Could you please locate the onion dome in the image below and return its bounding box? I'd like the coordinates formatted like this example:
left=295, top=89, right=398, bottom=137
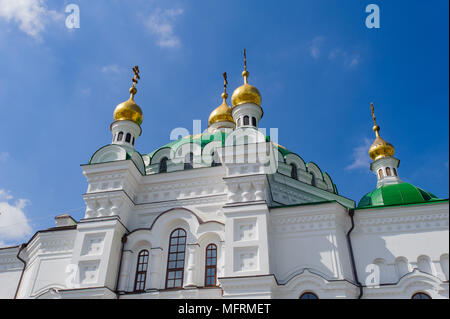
left=231, top=49, right=262, bottom=108
left=209, top=72, right=234, bottom=126
left=368, top=103, right=395, bottom=161
left=113, top=66, right=143, bottom=126
left=208, top=93, right=234, bottom=126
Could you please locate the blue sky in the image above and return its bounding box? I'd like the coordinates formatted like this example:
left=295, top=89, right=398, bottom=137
left=0, top=0, right=448, bottom=246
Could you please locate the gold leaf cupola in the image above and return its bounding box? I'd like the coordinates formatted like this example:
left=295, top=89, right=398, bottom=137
left=231, top=49, right=262, bottom=108
left=230, top=49, right=264, bottom=129
left=208, top=72, right=235, bottom=128
left=368, top=103, right=395, bottom=161
left=110, top=66, right=143, bottom=151
left=367, top=103, right=401, bottom=189
left=113, top=66, right=143, bottom=126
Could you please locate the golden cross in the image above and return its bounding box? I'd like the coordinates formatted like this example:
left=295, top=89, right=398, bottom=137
left=243, top=48, right=247, bottom=71
left=370, top=102, right=377, bottom=126
left=132, top=65, right=140, bottom=87
left=223, top=72, right=228, bottom=92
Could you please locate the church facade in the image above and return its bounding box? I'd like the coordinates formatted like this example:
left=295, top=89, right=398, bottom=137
left=0, top=58, right=448, bottom=299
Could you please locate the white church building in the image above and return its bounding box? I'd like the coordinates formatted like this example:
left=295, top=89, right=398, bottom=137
left=0, top=57, right=448, bottom=299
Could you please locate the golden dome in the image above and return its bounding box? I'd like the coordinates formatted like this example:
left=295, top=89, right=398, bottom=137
left=113, top=87, right=143, bottom=125
left=369, top=126, right=395, bottom=160
left=209, top=93, right=234, bottom=126
left=231, top=49, right=262, bottom=108
left=368, top=103, right=395, bottom=161
left=231, top=71, right=262, bottom=107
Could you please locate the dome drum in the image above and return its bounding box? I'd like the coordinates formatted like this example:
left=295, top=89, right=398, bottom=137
left=232, top=102, right=263, bottom=128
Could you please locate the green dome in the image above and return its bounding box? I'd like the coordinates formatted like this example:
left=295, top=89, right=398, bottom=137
left=358, top=182, right=439, bottom=208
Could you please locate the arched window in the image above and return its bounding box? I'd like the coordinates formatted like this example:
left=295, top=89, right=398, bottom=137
left=252, top=117, right=256, bottom=126
left=159, top=157, right=168, bottom=173
left=412, top=292, right=431, bottom=299
left=378, top=169, right=384, bottom=179
left=134, top=250, right=149, bottom=292
left=184, top=152, right=194, bottom=170
left=205, top=244, right=217, bottom=287
left=299, top=292, right=319, bottom=299
left=237, top=118, right=241, bottom=127
left=132, top=137, right=135, bottom=145
left=386, top=167, right=392, bottom=176
left=211, top=152, right=221, bottom=167
left=393, top=168, right=397, bottom=176
left=125, top=133, right=132, bottom=143
left=290, top=163, right=298, bottom=180
left=243, top=115, right=249, bottom=126
left=117, top=132, right=123, bottom=142
left=166, top=229, right=186, bottom=289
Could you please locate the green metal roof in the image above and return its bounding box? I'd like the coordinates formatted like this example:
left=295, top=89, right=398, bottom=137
left=357, top=182, right=440, bottom=208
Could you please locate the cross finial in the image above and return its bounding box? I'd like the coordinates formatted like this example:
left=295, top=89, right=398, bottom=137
left=222, top=72, right=229, bottom=100
left=370, top=102, right=377, bottom=126
left=242, top=48, right=249, bottom=84
left=243, top=48, right=247, bottom=71
left=370, top=102, right=381, bottom=136
left=129, top=65, right=140, bottom=97
left=132, top=66, right=140, bottom=87
left=223, top=72, right=228, bottom=91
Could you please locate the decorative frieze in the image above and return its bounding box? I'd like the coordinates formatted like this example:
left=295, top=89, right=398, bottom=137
left=40, top=238, right=75, bottom=253
left=356, top=212, right=449, bottom=234
left=136, top=179, right=226, bottom=204
left=271, top=213, right=338, bottom=234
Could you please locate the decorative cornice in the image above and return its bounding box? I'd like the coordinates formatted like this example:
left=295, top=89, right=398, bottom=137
left=355, top=210, right=449, bottom=234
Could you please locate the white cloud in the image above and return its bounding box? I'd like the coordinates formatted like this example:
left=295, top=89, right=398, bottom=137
left=0, top=189, right=32, bottom=246
left=0, top=0, right=62, bottom=39
left=329, top=48, right=360, bottom=68
left=309, top=38, right=361, bottom=68
left=144, top=8, right=184, bottom=48
left=308, top=36, right=325, bottom=59
left=0, top=189, right=13, bottom=200
left=346, top=138, right=372, bottom=170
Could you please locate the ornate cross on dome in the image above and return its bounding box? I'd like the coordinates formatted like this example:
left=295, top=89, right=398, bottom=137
left=222, top=72, right=229, bottom=100
left=371, top=102, right=377, bottom=126
left=132, top=65, right=140, bottom=87
left=223, top=72, right=228, bottom=92
left=370, top=102, right=381, bottom=137
left=242, top=48, right=249, bottom=84
left=129, top=65, right=140, bottom=97
left=243, top=49, right=247, bottom=72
